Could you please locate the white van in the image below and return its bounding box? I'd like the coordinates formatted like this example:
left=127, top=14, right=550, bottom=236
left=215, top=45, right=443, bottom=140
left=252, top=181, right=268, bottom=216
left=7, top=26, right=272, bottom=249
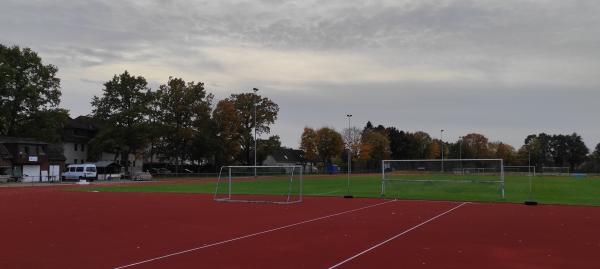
left=62, top=164, right=97, bottom=181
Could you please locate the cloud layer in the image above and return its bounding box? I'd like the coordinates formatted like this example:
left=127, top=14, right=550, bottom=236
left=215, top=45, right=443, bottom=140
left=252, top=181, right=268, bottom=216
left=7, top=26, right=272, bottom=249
left=1, top=0, right=599, bottom=148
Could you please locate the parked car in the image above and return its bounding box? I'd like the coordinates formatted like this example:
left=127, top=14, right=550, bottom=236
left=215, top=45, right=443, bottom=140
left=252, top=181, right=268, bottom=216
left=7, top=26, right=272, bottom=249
left=62, top=164, right=97, bottom=181
left=150, top=168, right=172, bottom=175
left=132, top=171, right=153, bottom=181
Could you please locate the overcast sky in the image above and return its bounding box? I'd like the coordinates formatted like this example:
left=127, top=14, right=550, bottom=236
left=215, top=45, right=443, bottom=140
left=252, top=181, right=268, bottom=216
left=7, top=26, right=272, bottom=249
left=2, top=0, right=599, bottom=149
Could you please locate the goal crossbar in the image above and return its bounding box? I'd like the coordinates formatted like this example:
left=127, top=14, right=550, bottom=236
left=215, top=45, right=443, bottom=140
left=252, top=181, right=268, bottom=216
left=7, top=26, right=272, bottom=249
left=214, top=165, right=303, bottom=204
left=504, top=165, right=536, bottom=176
left=381, top=159, right=505, bottom=199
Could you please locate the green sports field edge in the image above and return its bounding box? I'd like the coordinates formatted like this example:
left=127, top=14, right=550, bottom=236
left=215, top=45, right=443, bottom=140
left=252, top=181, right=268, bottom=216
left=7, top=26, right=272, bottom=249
left=81, top=174, right=600, bottom=206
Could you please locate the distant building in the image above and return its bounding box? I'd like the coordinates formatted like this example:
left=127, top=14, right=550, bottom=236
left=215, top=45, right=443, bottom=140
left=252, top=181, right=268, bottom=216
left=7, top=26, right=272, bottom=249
left=62, top=116, right=97, bottom=165
left=0, top=137, right=66, bottom=182
left=263, top=148, right=316, bottom=173
left=61, top=116, right=143, bottom=175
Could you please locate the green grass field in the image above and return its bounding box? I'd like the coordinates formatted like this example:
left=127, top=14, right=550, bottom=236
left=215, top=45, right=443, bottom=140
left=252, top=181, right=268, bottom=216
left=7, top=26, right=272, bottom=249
left=83, top=173, right=600, bottom=206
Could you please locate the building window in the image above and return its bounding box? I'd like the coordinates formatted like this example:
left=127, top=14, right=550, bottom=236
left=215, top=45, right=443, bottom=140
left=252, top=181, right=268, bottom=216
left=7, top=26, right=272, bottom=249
left=74, top=144, right=78, bottom=151
left=74, top=159, right=77, bottom=164
left=81, top=144, right=85, bottom=151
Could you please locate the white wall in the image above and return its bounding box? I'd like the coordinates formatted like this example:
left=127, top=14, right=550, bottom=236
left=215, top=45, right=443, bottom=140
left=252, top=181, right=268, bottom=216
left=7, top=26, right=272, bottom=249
left=63, top=142, right=88, bottom=164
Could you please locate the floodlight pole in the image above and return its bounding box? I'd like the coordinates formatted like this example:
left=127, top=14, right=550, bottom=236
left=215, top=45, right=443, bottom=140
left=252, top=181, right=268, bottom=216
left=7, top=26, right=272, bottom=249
left=344, top=114, right=354, bottom=199
left=459, top=136, right=463, bottom=173
left=253, top=88, right=259, bottom=177
left=440, top=129, right=444, bottom=172
left=459, top=136, right=463, bottom=160
left=525, top=144, right=538, bottom=205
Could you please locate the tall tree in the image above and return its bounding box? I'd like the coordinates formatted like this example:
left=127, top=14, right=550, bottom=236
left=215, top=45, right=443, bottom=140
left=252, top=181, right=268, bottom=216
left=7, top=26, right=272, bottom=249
left=256, top=135, right=282, bottom=163
left=425, top=139, right=442, bottom=159
left=462, top=133, right=491, bottom=158
left=300, top=127, right=318, bottom=163
left=593, top=143, right=600, bottom=159
left=413, top=131, right=433, bottom=159
left=212, top=99, right=242, bottom=165
left=155, top=77, right=213, bottom=168
left=490, top=142, right=516, bottom=164
left=564, top=133, right=589, bottom=170
left=343, top=126, right=362, bottom=161
left=19, top=108, right=70, bottom=143
left=0, top=44, right=63, bottom=138
left=315, top=127, right=344, bottom=164
left=91, top=71, right=153, bottom=175
left=359, top=129, right=391, bottom=168
left=217, top=92, right=279, bottom=165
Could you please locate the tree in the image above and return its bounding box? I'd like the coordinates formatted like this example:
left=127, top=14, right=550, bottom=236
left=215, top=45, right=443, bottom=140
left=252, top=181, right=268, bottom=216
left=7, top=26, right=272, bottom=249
left=425, top=139, right=441, bottom=159
left=212, top=99, right=242, bottom=165
left=300, top=127, right=318, bottom=163
left=155, top=77, right=213, bottom=169
left=593, top=143, right=600, bottom=159
left=0, top=44, right=63, bottom=138
left=462, top=133, right=491, bottom=158
left=386, top=127, right=406, bottom=159
left=523, top=133, right=552, bottom=168
left=413, top=131, right=433, bottom=159
left=521, top=133, right=588, bottom=170
left=489, top=142, right=516, bottom=164
left=256, top=135, right=282, bottom=163
left=359, top=129, right=391, bottom=168
left=19, top=108, right=70, bottom=143
left=217, top=92, right=279, bottom=165
left=343, top=126, right=362, bottom=161
left=91, top=71, right=153, bottom=175
left=315, top=127, right=344, bottom=164
left=563, top=133, right=588, bottom=170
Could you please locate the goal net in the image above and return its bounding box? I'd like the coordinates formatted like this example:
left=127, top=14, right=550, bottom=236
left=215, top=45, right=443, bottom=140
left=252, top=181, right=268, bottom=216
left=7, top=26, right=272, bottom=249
left=214, top=166, right=303, bottom=204
left=381, top=159, right=505, bottom=199
left=504, top=166, right=536, bottom=176
left=541, top=166, right=570, bottom=176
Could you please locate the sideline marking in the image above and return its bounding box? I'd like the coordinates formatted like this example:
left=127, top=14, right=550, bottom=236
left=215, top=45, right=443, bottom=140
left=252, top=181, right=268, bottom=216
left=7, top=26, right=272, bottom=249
left=114, top=199, right=397, bottom=269
left=328, top=202, right=469, bottom=269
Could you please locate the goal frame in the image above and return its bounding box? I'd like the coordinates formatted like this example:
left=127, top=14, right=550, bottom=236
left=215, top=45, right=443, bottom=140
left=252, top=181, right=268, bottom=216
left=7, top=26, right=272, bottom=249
left=541, top=166, right=570, bottom=176
left=213, top=165, right=303, bottom=204
left=504, top=165, right=536, bottom=176
left=381, top=159, right=505, bottom=199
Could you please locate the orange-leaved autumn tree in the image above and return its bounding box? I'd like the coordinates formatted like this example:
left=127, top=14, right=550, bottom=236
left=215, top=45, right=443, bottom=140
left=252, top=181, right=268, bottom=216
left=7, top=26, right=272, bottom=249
left=212, top=99, right=242, bottom=164
left=300, top=127, right=318, bottom=163
left=213, top=92, right=279, bottom=164
left=359, top=129, right=391, bottom=168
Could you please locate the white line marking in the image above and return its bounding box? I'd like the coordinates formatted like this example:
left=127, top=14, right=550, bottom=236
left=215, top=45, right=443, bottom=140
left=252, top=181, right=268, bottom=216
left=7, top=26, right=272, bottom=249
left=328, top=202, right=469, bottom=269
left=114, top=199, right=397, bottom=269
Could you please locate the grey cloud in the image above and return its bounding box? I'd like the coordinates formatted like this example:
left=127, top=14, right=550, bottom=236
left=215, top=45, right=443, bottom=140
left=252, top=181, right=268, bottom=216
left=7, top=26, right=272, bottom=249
left=1, top=0, right=599, bottom=149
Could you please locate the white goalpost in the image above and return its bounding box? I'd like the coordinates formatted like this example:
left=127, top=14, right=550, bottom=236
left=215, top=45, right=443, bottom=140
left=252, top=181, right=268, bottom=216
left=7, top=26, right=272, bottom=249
left=541, top=166, right=570, bottom=176
left=381, top=159, right=505, bottom=199
left=214, top=165, right=303, bottom=204
left=504, top=166, right=536, bottom=176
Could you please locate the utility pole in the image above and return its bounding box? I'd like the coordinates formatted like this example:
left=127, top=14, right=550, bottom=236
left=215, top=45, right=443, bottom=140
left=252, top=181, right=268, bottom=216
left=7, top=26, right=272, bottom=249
left=253, top=88, right=259, bottom=177
left=441, top=129, right=445, bottom=172
left=344, top=114, right=354, bottom=199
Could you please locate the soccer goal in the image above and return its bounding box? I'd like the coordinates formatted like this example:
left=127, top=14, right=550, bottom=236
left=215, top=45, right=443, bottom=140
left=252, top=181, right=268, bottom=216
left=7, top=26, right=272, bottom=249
left=541, top=166, right=570, bottom=176
left=381, top=159, right=505, bottom=199
left=214, top=166, right=303, bottom=204
left=504, top=166, right=536, bottom=176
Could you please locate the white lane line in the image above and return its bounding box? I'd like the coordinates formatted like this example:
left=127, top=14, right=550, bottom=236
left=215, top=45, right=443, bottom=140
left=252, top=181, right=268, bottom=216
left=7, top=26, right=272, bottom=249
left=114, top=199, right=397, bottom=269
left=328, top=202, right=469, bottom=269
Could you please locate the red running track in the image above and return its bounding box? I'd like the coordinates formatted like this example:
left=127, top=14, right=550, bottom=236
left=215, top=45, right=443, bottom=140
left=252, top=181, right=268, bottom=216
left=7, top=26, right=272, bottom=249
left=1, top=186, right=599, bottom=269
